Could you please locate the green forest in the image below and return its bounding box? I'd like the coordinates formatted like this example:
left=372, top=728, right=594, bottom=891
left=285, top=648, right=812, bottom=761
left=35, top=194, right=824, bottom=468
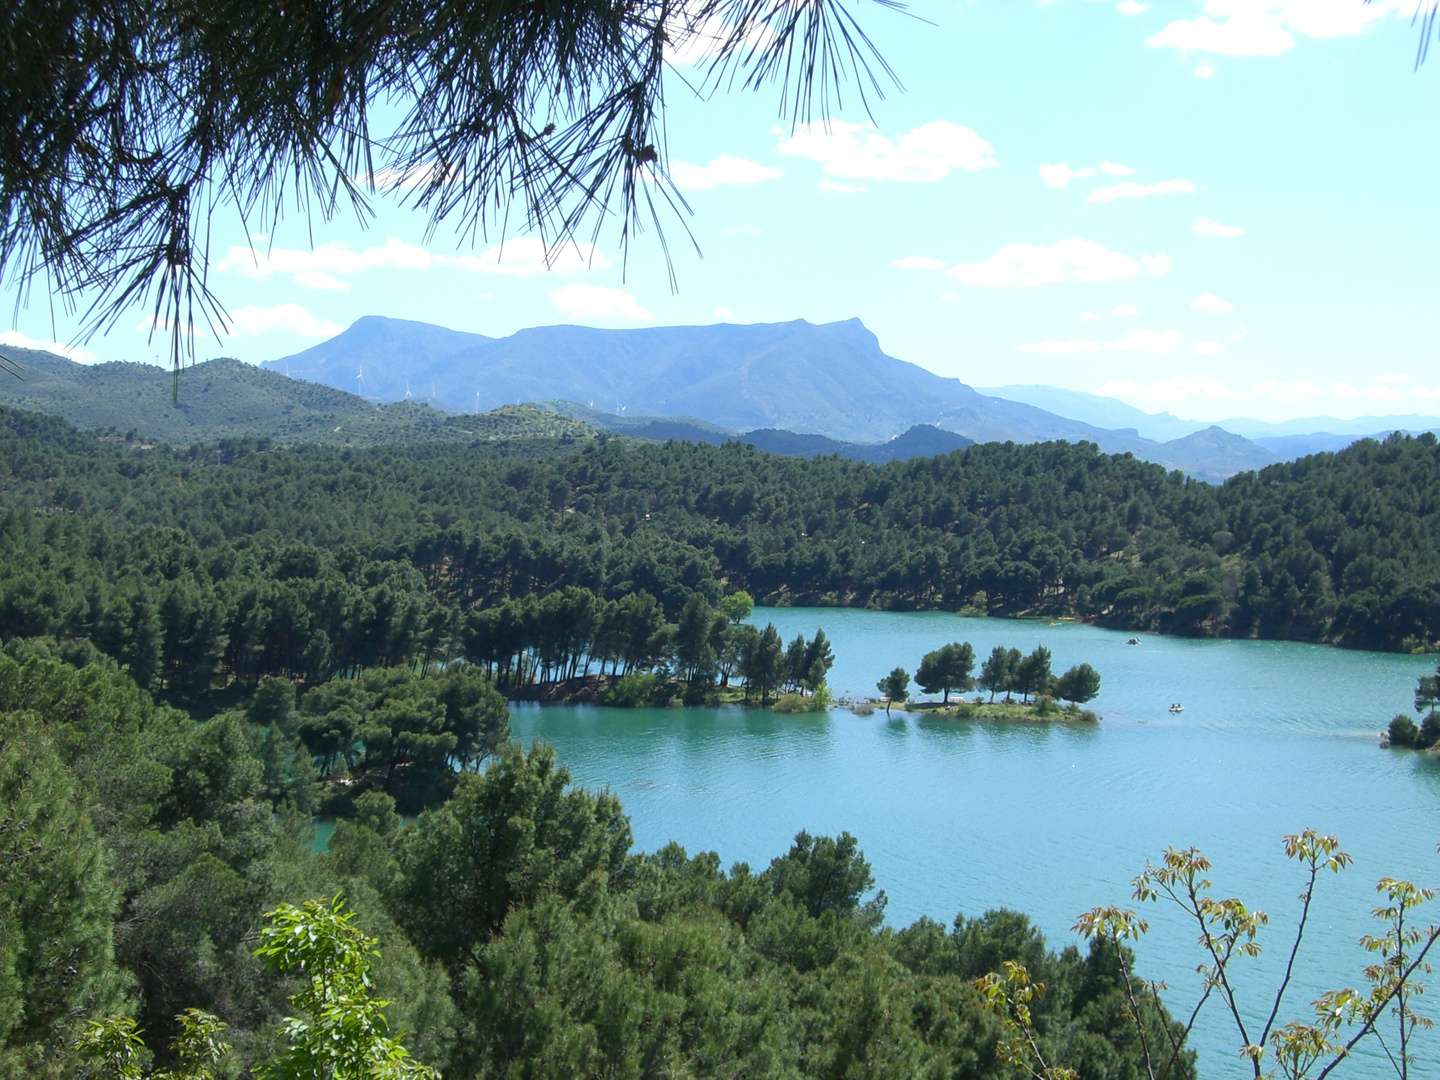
left=1, top=640, right=1192, bottom=1079
left=5, top=405, right=1440, bottom=1076
left=2, top=406, right=1438, bottom=722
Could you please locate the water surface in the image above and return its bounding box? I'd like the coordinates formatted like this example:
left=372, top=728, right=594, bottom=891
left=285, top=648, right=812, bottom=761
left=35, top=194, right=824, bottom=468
left=511, top=609, right=1440, bottom=1077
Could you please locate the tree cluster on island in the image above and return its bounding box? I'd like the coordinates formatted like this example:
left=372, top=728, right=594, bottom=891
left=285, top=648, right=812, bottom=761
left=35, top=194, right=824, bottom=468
left=876, top=642, right=1101, bottom=718
left=1386, top=660, right=1440, bottom=750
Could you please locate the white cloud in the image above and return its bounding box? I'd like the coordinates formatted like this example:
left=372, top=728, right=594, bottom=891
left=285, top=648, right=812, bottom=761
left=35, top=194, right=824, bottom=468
left=1252, top=378, right=1325, bottom=403
left=940, top=291, right=958, bottom=302
left=293, top=271, right=350, bottom=292
left=217, top=237, right=432, bottom=281
left=1117, top=1, right=1150, bottom=14
left=947, top=238, right=1145, bottom=287
left=1194, top=58, right=1217, bottom=77
left=777, top=120, right=997, bottom=182
left=1141, top=252, right=1173, bottom=276
left=1017, top=339, right=1103, bottom=354
left=1193, top=340, right=1225, bottom=354
left=365, top=163, right=455, bottom=190
left=1040, top=160, right=1133, bottom=188
left=1040, top=162, right=1096, bottom=188
left=1191, top=292, right=1234, bottom=313
left=1081, top=311, right=1101, bottom=322
left=1086, top=178, right=1196, bottom=203
left=223, top=303, right=343, bottom=339
left=890, top=255, right=947, bottom=270
left=1106, top=328, right=1184, bottom=355
left=1019, top=327, right=1185, bottom=357
left=551, top=284, right=654, bottom=322
left=1098, top=375, right=1239, bottom=404
left=1112, top=302, right=1140, bottom=316
left=714, top=307, right=735, bottom=321
left=1101, top=372, right=1440, bottom=409
left=1147, top=0, right=1403, bottom=58
left=217, top=235, right=607, bottom=286
left=1325, top=377, right=1440, bottom=402
left=1193, top=216, right=1244, bottom=237
left=440, top=238, right=609, bottom=277
left=670, top=155, right=782, bottom=191
left=818, top=178, right=867, bottom=195
left=0, top=329, right=98, bottom=363
left=664, top=10, right=774, bottom=67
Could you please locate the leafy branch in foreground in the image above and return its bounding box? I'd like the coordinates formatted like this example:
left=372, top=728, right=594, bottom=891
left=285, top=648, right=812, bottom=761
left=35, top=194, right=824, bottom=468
left=972, top=960, right=1077, bottom=1080
left=979, top=830, right=1438, bottom=1080
left=79, top=1009, right=230, bottom=1080
left=80, top=897, right=437, bottom=1080
left=253, top=897, right=438, bottom=1080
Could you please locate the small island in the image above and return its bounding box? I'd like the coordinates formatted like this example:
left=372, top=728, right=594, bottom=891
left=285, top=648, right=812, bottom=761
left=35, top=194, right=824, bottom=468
left=1381, top=661, right=1440, bottom=752
left=870, top=642, right=1100, bottom=722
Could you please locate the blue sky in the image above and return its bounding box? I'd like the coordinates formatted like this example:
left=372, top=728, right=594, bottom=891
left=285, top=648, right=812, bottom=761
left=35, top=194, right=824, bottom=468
left=5, top=0, right=1438, bottom=423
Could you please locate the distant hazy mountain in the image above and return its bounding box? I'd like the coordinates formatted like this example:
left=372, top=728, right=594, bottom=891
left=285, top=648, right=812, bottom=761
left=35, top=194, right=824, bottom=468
left=270, top=316, right=1160, bottom=449
left=981, top=383, right=1440, bottom=454
left=977, top=384, right=1204, bottom=442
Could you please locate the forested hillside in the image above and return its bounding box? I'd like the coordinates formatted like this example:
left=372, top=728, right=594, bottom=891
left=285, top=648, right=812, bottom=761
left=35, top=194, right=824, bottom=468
left=0, top=641, right=1189, bottom=1078
left=0, top=344, right=600, bottom=446
left=2, top=407, right=1437, bottom=711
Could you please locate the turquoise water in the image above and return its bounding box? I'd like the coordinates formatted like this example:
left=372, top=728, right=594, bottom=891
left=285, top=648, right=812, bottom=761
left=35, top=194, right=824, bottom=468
left=509, top=609, right=1440, bottom=1078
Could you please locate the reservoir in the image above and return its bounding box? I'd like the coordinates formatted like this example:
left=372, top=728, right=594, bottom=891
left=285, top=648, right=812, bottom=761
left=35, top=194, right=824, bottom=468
left=510, top=608, right=1440, bottom=1077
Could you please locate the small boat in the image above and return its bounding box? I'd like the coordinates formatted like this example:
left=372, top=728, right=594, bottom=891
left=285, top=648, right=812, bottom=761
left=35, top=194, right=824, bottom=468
left=1126, top=637, right=1141, bottom=645
left=1168, top=703, right=1184, bottom=714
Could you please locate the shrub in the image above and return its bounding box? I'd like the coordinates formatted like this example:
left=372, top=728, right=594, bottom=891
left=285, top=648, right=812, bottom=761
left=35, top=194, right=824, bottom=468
left=1033, top=695, right=1061, bottom=718
left=849, top=702, right=876, bottom=716
left=1079, top=709, right=1099, bottom=723
left=1388, top=714, right=1419, bottom=748
left=1419, top=712, right=1440, bottom=750
left=951, top=703, right=976, bottom=719
left=771, top=693, right=812, bottom=714
left=602, top=672, right=659, bottom=708
left=812, top=683, right=833, bottom=710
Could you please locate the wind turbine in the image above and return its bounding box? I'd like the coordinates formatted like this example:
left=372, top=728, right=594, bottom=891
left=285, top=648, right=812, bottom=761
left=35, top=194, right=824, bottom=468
left=355, top=364, right=363, bottom=395
left=475, top=391, right=480, bottom=414
left=404, top=379, right=413, bottom=400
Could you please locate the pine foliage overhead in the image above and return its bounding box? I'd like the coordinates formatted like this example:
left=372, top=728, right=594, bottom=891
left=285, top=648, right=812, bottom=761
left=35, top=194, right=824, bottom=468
left=0, top=0, right=899, bottom=385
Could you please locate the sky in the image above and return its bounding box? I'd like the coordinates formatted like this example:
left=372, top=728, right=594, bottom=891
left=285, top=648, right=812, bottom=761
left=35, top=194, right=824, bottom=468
left=4, top=0, right=1439, bottom=424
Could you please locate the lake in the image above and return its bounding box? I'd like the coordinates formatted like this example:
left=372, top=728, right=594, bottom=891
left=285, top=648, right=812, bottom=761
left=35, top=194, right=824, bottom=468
left=509, top=608, right=1440, bottom=1077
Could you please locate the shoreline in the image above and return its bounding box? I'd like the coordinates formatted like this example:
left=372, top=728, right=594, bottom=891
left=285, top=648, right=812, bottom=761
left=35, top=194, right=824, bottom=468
left=503, top=677, right=1097, bottom=722
left=879, top=699, right=1098, bottom=723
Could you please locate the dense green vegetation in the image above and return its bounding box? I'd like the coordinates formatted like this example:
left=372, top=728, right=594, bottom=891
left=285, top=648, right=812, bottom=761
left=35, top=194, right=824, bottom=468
left=3, top=409, right=1437, bottom=715
left=0, top=346, right=604, bottom=448
left=1, top=642, right=1190, bottom=1079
